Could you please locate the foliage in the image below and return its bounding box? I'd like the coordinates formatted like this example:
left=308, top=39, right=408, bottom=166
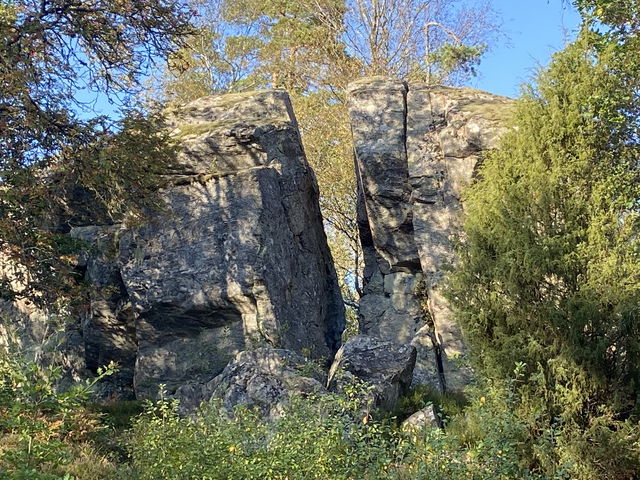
left=292, top=93, right=363, bottom=306
left=0, top=0, right=191, bottom=305
left=339, top=0, right=497, bottom=84
left=396, top=368, right=550, bottom=480
left=129, top=391, right=399, bottom=480
left=395, top=384, right=467, bottom=423
left=573, top=0, right=640, bottom=33
left=91, top=400, right=145, bottom=432
left=0, top=112, right=179, bottom=307
left=0, top=346, right=577, bottom=480
left=215, top=0, right=499, bottom=88
left=0, top=341, right=124, bottom=479
left=446, top=23, right=640, bottom=479
left=149, top=0, right=261, bottom=104
left=128, top=382, right=548, bottom=480
left=0, top=0, right=190, bottom=167
left=220, top=0, right=354, bottom=92
left=424, top=43, right=486, bottom=83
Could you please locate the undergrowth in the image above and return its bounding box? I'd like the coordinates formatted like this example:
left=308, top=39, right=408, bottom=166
left=2, top=349, right=639, bottom=479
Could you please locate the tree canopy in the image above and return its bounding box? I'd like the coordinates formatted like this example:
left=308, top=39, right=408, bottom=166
left=0, top=0, right=192, bottom=303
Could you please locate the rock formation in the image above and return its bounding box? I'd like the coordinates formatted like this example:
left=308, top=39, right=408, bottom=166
left=3, top=81, right=517, bottom=409
left=74, top=90, right=345, bottom=399
left=175, top=348, right=326, bottom=417
left=348, top=77, right=514, bottom=391
left=327, top=335, right=416, bottom=410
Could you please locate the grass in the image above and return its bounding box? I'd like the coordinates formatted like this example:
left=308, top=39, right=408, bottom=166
left=393, top=384, right=469, bottom=425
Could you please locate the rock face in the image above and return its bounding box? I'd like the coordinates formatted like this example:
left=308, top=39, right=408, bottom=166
left=348, top=77, right=514, bottom=392
left=76, top=90, right=344, bottom=398
left=327, top=335, right=416, bottom=410
left=3, top=81, right=517, bottom=407
left=71, top=225, right=137, bottom=399
left=0, top=256, right=89, bottom=390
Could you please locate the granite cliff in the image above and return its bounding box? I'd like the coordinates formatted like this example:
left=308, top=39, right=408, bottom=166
left=70, top=90, right=345, bottom=399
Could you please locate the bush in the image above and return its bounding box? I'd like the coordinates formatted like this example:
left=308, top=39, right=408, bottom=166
left=0, top=343, right=564, bottom=479
left=129, top=388, right=400, bottom=480
left=0, top=344, right=124, bottom=479
left=128, top=379, right=550, bottom=480
left=446, top=27, right=640, bottom=480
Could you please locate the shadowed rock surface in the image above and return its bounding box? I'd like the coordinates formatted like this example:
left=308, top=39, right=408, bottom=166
left=348, top=77, right=514, bottom=392
left=75, top=90, right=344, bottom=399
left=175, top=348, right=326, bottom=417
left=327, top=335, right=416, bottom=410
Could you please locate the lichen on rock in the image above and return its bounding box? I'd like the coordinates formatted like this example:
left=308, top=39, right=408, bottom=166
left=76, top=89, right=345, bottom=399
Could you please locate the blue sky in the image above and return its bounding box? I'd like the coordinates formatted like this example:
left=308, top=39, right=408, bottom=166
left=471, top=0, right=582, bottom=97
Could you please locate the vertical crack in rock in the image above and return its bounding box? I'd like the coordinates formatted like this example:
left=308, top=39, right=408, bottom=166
left=404, top=82, right=447, bottom=392
left=350, top=77, right=515, bottom=392
left=401, top=80, right=410, bottom=171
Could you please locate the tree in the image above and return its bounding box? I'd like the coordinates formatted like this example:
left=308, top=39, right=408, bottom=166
left=217, top=0, right=498, bottom=88
left=0, top=0, right=192, bottom=304
left=573, top=0, right=639, bottom=32
left=338, top=0, right=497, bottom=83
left=292, top=93, right=362, bottom=305
left=149, top=0, right=262, bottom=105
left=220, top=0, right=357, bottom=92
left=446, top=24, right=640, bottom=478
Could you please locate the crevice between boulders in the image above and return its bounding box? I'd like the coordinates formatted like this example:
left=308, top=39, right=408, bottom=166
left=401, top=83, right=448, bottom=394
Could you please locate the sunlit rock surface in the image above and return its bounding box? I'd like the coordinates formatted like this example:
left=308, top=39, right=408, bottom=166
left=76, top=90, right=344, bottom=398
left=348, top=77, right=514, bottom=392
left=175, top=348, right=326, bottom=417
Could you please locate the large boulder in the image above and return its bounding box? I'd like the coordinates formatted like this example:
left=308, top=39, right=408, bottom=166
left=76, top=90, right=344, bottom=398
left=327, top=335, right=416, bottom=410
left=348, top=77, right=514, bottom=392
left=175, top=348, right=326, bottom=417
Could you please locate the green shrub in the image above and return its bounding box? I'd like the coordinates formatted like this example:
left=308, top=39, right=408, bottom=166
left=129, top=389, right=401, bottom=480
left=395, top=384, right=468, bottom=424
left=128, top=379, right=550, bottom=480
left=0, top=345, right=124, bottom=479
left=445, top=25, right=640, bottom=480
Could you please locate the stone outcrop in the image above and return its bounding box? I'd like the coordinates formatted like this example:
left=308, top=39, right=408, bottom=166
left=327, top=335, right=416, bottom=410
left=75, top=90, right=344, bottom=398
left=348, top=77, right=514, bottom=392
left=176, top=348, right=326, bottom=417
left=3, top=80, right=518, bottom=408
left=70, top=225, right=137, bottom=399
